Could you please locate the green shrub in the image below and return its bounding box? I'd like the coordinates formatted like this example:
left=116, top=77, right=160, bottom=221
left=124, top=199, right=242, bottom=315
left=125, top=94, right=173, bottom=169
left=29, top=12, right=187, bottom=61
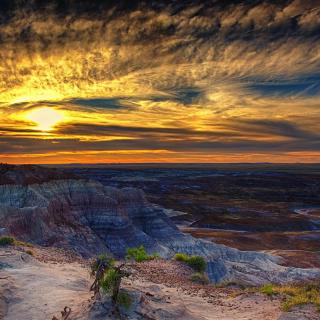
left=187, top=256, right=206, bottom=272
left=90, top=254, right=131, bottom=313
left=260, top=284, right=275, bottom=296
left=0, top=236, right=15, bottom=246
left=100, top=268, right=120, bottom=294
left=190, top=272, right=209, bottom=285
left=126, top=245, right=158, bottom=262
left=174, top=253, right=206, bottom=272
left=90, top=254, right=114, bottom=276
left=173, top=253, right=189, bottom=262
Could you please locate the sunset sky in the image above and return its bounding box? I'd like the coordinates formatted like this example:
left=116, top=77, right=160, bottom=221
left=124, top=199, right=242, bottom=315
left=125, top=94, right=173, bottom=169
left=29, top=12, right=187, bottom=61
left=0, top=0, right=319, bottom=164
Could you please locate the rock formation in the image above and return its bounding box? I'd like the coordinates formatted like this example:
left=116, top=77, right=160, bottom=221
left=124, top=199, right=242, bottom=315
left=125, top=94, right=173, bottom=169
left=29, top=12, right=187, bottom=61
left=0, top=165, right=319, bottom=285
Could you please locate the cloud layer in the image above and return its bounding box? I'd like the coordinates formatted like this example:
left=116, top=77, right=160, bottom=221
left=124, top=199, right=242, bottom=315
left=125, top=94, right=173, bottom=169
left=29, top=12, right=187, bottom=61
left=0, top=0, right=319, bottom=163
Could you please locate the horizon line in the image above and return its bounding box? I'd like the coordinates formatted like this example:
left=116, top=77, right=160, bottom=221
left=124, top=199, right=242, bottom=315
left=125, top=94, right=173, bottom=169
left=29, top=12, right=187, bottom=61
left=3, top=162, right=320, bottom=166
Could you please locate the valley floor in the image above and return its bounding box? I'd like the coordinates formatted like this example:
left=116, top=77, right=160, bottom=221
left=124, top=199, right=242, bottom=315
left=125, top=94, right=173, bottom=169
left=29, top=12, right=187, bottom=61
left=1, top=246, right=319, bottom=320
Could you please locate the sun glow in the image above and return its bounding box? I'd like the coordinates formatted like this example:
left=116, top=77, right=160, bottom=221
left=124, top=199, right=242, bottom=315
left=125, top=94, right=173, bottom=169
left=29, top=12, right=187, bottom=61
left=26, top=107, right=64, bottom=131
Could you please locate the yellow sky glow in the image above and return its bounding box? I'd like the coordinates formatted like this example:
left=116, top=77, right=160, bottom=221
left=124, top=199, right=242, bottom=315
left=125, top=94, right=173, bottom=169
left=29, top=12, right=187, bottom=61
left=25, top=107, right=64, bottom=131
left=0, top=1, right=319, bottom=164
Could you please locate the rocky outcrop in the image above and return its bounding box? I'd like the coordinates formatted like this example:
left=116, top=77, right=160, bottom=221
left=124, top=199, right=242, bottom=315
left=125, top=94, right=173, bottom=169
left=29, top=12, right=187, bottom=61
left=0, top=174, right=320, bottom=285
left=0, top=179, right=173, bottom=257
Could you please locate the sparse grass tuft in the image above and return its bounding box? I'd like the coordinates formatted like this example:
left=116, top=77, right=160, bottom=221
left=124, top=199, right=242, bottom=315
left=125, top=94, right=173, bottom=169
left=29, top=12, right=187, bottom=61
left=0, top=236, right=15, bottom=246
left=126, top=245, right=158, bottom=262
left=0, top=236, right=33, bottom=247
left=190, top=272, right=209, bottom=285
left=174, top=253, right=206, bottom=272
left=259, top=282, right=320, bottom=312
left=14, top=240, right=33, bottom=247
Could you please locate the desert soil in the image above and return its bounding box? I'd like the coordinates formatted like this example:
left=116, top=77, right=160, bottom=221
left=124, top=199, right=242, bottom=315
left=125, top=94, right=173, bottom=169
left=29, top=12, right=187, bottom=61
left=0, top=246, right=318, bottom=320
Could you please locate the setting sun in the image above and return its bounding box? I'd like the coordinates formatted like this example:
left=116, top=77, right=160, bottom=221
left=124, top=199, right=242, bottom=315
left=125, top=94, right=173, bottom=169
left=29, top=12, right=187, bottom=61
left=26, top=107, right=64, bottom=131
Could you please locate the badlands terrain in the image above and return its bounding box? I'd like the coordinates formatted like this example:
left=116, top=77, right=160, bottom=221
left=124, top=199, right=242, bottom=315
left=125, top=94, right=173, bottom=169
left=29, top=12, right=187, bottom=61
left=67, top=163, right=320, bottom=268
left=0, top=163, right=320, bottom=319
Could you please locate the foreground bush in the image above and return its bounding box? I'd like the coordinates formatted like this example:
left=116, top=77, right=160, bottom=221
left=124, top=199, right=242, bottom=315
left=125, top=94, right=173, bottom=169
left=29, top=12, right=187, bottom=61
left=90, top=254, right=131, bottom=314
left=260, top=283, right=320, bottom=312
left=174, top=253, right=207, bottom=272
left=126, top=245, right=158, bottom=262
left=90, top=254, right=115, bottom=276
left=0, top=236, right=15, bottom=246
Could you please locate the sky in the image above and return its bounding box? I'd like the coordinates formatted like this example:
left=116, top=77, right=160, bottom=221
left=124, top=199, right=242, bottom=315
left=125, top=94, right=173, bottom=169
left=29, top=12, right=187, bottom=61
left=0, top=0, right=319, bottom=164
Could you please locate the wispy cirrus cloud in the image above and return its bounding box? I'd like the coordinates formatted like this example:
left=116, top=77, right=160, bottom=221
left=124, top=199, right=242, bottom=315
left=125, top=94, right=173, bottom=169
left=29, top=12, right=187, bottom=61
left=0, top=0, right=319, bottom=163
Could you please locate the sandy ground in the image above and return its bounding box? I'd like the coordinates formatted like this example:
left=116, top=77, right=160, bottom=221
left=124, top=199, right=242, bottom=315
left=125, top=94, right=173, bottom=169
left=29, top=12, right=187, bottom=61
left=128, top=259, right=282, bottom=320
left=0, top=246, right=318, bottom=320
left=125, top=278, right=282, bottom=320
left=0, top=247, right=91, bottom=320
